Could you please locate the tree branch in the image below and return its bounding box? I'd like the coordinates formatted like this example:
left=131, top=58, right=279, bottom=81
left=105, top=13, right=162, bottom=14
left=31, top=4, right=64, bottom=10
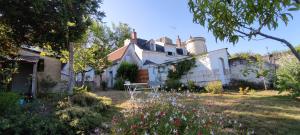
left=257, top=31, right=300, bottom=61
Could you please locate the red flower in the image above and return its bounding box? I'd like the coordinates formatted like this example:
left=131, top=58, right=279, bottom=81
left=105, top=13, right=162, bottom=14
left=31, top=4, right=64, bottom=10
left=174, top=118, right=181, bottom=127
left=131, top=124, right=138, bottom=129
left=197, top=131, right=202, bottom=135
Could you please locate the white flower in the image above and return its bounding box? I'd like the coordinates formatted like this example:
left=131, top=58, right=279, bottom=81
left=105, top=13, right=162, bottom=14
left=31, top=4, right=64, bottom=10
left=210, top=129, right=214, bottom=135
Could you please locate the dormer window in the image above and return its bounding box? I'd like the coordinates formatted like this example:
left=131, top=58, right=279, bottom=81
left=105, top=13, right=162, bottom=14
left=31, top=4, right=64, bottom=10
left=167, top=51, right=174, bottom=56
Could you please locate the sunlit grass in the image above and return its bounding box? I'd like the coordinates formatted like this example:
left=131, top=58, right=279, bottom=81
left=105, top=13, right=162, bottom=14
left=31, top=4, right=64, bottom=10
left=96, top=90, right=300, bottom=135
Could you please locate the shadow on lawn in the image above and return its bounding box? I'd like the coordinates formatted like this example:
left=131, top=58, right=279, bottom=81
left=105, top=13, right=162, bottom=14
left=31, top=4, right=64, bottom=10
left=202, top=94, right=300, bottom=135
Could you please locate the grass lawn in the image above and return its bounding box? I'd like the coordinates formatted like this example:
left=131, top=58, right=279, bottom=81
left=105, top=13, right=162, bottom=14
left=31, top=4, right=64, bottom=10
left=96, top=90, right=300, bottom=135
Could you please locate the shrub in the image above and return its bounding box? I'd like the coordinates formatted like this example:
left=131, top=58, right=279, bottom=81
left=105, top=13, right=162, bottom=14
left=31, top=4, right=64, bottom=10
left=187, top=80, right=197, bottom=91
left=116, top=62, right=138, bottom=82
left=276, top=58, right=300, bottom=97
left=0, top=92, right=20, bottom=115
left=239, top=87, right=249, bottom=95
left=165, top=79, right=181, bottom=91
left=205, top=81, right=223, bottom=94
left=56, top=106, right=103, bottom=134
left=71, top=92, right=108, bottom=109
left=0, top=113, right=71, bottom=135
left=114, top=78, right=125, bottom=90
left=73, top=85, right=89, bottom=93
left=56, top=92, right=111, bottom=134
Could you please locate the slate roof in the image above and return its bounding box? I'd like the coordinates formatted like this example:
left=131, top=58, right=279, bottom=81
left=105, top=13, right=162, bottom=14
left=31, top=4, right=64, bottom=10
left=136, top=38, right=165, bottom=53
left=143, top=60, right=157, bottom=65
left=1, top=55, right=40, bottom=63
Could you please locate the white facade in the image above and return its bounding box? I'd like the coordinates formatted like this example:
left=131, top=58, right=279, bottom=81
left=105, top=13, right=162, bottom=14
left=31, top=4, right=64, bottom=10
left=103, top=35, right=231, bottom=88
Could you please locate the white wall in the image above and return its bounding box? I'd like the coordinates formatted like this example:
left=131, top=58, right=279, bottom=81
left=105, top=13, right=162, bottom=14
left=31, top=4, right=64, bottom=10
left=154, top=48, right=230, bottom=87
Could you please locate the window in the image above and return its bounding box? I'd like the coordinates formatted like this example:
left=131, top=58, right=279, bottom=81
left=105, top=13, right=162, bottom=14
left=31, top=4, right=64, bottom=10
left=167, top=52, right=173, bottom=56
left=37, top=59, right=44, bottom=72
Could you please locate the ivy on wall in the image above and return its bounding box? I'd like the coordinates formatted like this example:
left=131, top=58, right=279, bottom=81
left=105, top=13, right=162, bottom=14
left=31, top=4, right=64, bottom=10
left=167, top=57, right=196, bottom=80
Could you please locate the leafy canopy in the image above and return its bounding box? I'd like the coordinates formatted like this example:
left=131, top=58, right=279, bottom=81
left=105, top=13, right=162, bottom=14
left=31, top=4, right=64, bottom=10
left=0, top=0, right=105, bottom=54
left=188, top=0, right=299, bottom=43
left=188, top=0, right=300, bottom=61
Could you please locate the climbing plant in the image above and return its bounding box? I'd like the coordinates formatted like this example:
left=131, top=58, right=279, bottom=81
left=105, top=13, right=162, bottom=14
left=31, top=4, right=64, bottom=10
left=167, top=58, right=196, bottom=80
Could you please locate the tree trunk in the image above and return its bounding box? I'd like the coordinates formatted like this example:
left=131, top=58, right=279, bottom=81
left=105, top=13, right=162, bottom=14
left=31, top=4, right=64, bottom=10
left=99, top=74, right=103, bottom=90
left=258, top=32, right=300, bottom=62
left=81, top=72, right=85, bottom=86
left=262, top=77, right=267, bottom=90
left=67, top=42, right=75, bottom=94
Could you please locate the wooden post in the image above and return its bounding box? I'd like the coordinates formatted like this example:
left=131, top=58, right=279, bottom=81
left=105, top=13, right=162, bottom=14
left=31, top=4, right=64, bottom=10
left=32, top=62, right=38, bottom=98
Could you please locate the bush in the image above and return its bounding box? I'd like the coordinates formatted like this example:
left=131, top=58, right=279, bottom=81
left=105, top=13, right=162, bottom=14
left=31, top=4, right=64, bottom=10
left=56, top=106, right=103, bottom=134
left=0, top=113, right=71, bottom=135
left=276, top=58, right=300, bottom=97
left=71, top=92, right=108, bottom=109
left=116, top=62, right=138, bottom=82
left=165, top=79, right=181, bottom=91
left=0, top=92, right=20, bottom=115
left=73, top=85, right=89, bottom=93
left=239, top=87, right=249, bottom=95
left=205, top=81, right=223, bottom=94
left=187, top=80, right=197, bottom=91
left=56, top=92, right=111, bottom=134
left=114, top=78, right=125, bottom=90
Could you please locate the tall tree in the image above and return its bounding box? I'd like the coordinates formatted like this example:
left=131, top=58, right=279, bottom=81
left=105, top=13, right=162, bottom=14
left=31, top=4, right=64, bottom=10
left=0, top=0, right=105, bottom=94
left=108, top=22, right=132, bottom=49
left=188, top=0, right=300, bottom=62
left=88, top=21, right=111, bottom=90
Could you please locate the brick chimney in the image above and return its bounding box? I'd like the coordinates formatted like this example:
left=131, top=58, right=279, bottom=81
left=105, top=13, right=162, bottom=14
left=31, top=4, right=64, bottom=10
left=131, top=29, right=137, bottom=44
left=176, top=35, right=182, bottom=48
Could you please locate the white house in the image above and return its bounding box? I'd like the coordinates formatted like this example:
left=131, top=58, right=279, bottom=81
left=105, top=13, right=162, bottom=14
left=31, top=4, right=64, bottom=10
left=103, top=30, right=230, bottom=88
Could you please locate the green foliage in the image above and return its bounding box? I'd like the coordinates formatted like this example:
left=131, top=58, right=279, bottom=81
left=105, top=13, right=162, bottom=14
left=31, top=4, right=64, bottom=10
left=165, top=79, right=182, bottom=91
left=114, top=78, right=125, bottom=90
left=188, top=0, right=299, bottom=44
left=167, top=58, right=196, bottom=80
left=188, top=0, right=300, bottom=61
left=0, top=23, right=18, bottom=57
left=205, top=81, right=223, bottom=94
left=0, top=0, right=105, bottom=53
left=56, top=106, right=103, bottom=134
left=71, top=92, right=108, bottom=108
left=0, top=113, right=71, bottom=135
left=40, top=75, right=57, bottom=92
left=73, top=85, right=90, bottom=94
left=109, top=22, right=132, bottom=49
left=0, top=62, right=18, bottom=91
left=239, top=87, right=250, bottom=95
left=116, top=62, right=138, bottom=82
left=187, top=80, right=197, bottom=91
left=276, top=58, right=300, bottom=97
left=0, top=92, right=20, bottom=115
left=56, top=92, right=109, bottom=134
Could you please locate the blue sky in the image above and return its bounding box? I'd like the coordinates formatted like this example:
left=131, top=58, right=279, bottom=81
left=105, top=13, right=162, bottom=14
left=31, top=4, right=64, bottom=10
left=102, top=0, right=300, bottom=55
